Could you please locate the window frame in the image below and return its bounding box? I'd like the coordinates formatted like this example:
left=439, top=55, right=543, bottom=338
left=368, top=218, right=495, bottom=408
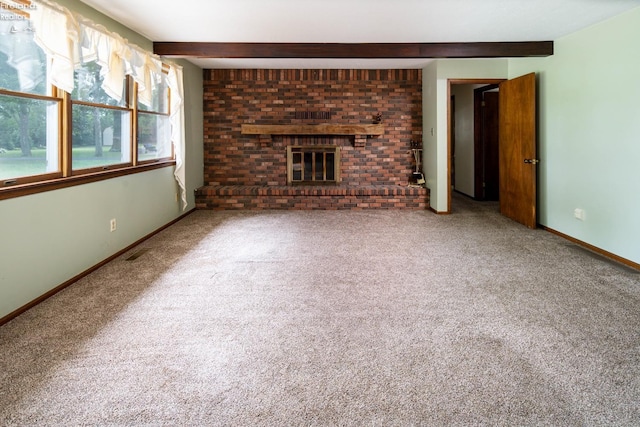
left=134, top=78, right=173, bottom=165
left=69, top=99, right=134, bottom=175
left=1, top=74, right=176, bottom=201
left=0, top=87, right=64, bottom=185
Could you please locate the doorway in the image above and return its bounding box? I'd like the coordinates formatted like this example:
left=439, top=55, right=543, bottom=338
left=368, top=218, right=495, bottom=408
left=448, top=79, right=504, bottom=210
left=447, top=74, right=538, bottom=228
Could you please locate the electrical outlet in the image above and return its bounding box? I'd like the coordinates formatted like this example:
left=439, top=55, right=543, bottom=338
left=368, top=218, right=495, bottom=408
left=110, top=218, right=117, bottom=232
left=574, top=209, right=584, bottom=221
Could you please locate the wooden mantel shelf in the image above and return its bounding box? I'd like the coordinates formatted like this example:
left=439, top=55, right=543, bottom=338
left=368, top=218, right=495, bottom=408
left=241, top=123, right=384, bottom=136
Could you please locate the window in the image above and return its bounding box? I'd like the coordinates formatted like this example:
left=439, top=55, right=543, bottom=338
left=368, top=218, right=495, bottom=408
left=0, top=93, right=60, bottom=182
left=0, top=0, right=185, bottom=202
left=0, top=11, right=61, bottom=184
left=71, top=61, right=132, bottom=172
left=137, top=70, right=171, bottom=163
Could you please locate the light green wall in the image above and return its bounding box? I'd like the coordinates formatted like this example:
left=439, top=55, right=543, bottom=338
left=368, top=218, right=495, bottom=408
left=0, top=0, right=204, bottom=319
left=422, top=59, right=508, bottom=212
left=422, top=8, right=640, bottom=264
left=422, top=62, right=438, bottom=208
left=181, top=63, right=205, bottom=209
left=509, top=7, right=640, bottom=264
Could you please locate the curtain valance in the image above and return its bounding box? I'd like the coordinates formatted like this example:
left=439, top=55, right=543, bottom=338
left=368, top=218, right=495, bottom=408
left=29, top=0, right=187, bottom=209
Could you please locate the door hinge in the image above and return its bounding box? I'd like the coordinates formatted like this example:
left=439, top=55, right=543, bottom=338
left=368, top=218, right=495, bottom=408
left=524, top=158, right=540, bottom=164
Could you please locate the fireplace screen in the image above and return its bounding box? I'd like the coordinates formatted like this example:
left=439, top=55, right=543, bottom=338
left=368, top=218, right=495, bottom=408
left=287, top=145, right=341, bottom=184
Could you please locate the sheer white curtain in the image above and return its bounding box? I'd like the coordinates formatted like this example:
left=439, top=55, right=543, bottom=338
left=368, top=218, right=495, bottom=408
left=168, top=66, right=186, bottom=209
left=77, top=21, right=128, bottom=103
left=30, top=1, right=77, bottom=93
left=0, top=18, right=45, bottom=92
left=30, top=0, right=187, bottom=208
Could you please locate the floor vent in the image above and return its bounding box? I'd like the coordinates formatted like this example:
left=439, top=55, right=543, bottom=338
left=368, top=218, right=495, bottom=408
left=125, top=249, right=150, bottom=261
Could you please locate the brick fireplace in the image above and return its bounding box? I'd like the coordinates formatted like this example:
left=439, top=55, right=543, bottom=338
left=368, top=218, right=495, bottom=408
left=196, top=69, right=428, bottom=210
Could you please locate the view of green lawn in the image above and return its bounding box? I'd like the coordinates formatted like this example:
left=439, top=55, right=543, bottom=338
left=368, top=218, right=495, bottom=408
left=0, top=146, right=126, bottom=180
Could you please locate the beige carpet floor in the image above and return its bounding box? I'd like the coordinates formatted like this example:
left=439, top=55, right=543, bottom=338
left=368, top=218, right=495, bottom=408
left=1, top=194, right=639, bottom=425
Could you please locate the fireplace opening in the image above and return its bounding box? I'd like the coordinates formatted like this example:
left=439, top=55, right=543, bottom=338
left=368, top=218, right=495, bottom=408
left=287, top=145, right=341, bottom=185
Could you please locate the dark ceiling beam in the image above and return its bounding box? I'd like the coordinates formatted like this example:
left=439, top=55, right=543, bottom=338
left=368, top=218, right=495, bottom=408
left=153, top=41, right=553, bottom=59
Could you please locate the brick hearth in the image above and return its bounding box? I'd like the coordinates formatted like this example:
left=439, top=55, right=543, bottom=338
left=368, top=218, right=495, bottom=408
left=195, top=185, right=428, bottom=210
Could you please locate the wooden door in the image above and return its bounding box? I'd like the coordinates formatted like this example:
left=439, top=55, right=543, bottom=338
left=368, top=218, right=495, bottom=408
left=499, top=73, right=537, bottom=228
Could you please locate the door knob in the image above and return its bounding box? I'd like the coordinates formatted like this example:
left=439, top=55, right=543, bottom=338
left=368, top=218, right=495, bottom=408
left=524, top=158, right=539, bottom=164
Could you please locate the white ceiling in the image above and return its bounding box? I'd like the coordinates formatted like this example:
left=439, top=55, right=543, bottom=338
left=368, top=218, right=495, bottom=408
left=79, top=0, right=640, bottom=69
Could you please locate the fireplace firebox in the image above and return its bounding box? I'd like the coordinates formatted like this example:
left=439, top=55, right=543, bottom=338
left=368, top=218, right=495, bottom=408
left=286, top=145, right=341, bottom=185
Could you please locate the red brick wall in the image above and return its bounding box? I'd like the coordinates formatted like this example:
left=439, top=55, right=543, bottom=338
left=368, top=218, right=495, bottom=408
left=203, top=69, right=422, bottom=186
